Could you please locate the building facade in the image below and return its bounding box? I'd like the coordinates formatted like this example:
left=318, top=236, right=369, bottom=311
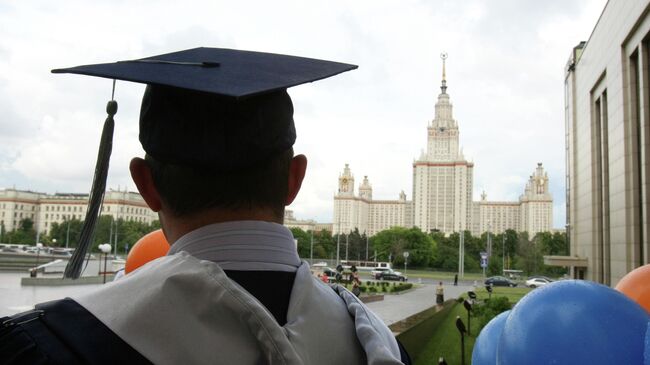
left=284, top=210, right=332, bottom=232
left=412, top=55, right=474, bottom=234
left=333, top=164, right=410, bottom=236
left=471, top=163, right=553, bottom=237
left=334, top=56, right=553, bottom=238
left=0, top=188, right=157, bottom=236
left=560, top=0, right=650, bottom=286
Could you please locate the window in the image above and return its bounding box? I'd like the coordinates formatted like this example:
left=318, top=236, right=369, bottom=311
left=629, top=47, right=649, bottom=267
left=591, top=72, right=610, bottom=284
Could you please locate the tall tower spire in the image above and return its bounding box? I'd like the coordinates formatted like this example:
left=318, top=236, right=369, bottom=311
left=440, top=52, right=448, bottom=94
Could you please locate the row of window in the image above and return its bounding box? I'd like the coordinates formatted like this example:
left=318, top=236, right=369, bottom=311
left=0, top=203, right=37, bottom=211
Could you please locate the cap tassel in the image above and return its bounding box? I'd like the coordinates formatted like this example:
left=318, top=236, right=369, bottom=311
left=63, top=99, right=117, bottom=279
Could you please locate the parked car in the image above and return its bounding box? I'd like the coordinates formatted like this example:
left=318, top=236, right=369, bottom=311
left=311, top=266, right=341, bottom=283
left=526, top=277, right=552, bottom=288
left=375, top=268, right=408, bottom=282
left=527, top=275, right=554, bottom=282
left=370, top=267, right=391, bottom=278
left=485, top=276, right=517, bottom=287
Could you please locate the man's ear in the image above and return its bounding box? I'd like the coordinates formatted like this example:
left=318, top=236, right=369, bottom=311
left=129, top=157, right=163, bottom=212
left=286, top=154, right=307, bottom=206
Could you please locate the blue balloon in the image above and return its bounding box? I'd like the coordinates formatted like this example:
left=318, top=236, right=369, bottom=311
left=472, top=310, right=511, bottom=365
left=645, top=321, right=650, bottom=365
left=497, top=280, right=649, bottom=365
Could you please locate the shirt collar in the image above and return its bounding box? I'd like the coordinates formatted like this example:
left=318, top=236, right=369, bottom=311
left=168, top=220, right=301, bottom=272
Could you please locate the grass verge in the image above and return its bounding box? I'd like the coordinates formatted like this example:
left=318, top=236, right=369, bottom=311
left=412, top=302, right=475, bottom=365
left=411, top=288, right=531, bottom=364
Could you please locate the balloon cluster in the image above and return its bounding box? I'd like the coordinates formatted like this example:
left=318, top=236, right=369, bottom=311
left=125, top=229, right=170, bottom=274
left=472, top=266, right=650, bottom=365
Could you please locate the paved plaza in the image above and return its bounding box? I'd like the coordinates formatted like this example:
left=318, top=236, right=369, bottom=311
left=366, top=283, right=473, bottom=326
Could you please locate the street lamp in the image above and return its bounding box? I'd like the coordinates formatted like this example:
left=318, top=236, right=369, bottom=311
left=65, top=219, right=71, bottom=248
left=463, top=299, right=472, bottom=335
left=99, top=243, right=112, bottom=284
left=35, top=242, right=43, bottom=277
left=403, top=251, right=410, bottom=275
left=310, top=229, right=313, bottom=264
left=455, top=316, right=467, bottom=365
left=365, top=233, right=369, bottom=262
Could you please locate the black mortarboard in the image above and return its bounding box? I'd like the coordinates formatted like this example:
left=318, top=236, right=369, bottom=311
left=53, top=47, right=357, bottom=278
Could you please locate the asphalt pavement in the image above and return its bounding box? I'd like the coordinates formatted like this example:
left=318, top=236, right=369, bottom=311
left=366, top=283, right=474, bottom=326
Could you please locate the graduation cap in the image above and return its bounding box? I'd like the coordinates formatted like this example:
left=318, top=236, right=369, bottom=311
left=53, top=47, right=357, bottom=279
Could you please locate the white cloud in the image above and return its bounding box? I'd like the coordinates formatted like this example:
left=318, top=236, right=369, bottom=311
left=0, top=0, right=608, bottom=229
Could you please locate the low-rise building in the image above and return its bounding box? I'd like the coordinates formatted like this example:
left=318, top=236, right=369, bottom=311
left=0, top=188, right=157, bottom=236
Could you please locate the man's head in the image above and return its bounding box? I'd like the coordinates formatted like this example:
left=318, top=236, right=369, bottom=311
left=141, top=147, right=297, bottom=218
left=129, top=85, right=308, bottom=237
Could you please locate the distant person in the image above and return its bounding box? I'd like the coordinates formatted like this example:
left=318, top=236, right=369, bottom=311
left=320, top=272, right=330, bottom=283
left=454, top=273, right=458, bottom=286
left=351, top=265, right=361, bottom=297
left=436, top=281, right=445, bottom=305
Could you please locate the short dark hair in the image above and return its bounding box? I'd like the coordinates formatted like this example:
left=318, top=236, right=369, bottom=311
left=146, top=148, right=294, bottom=218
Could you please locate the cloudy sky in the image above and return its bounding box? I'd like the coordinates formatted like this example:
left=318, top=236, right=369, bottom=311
left=0, top=0, right=608, bottom=229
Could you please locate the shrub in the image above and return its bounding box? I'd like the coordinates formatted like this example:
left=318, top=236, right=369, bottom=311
left=368, top=286, right=377, bottom=293
left=392, top=283, right=413, bottom=292
left=473, top=296, right=512, bottom=331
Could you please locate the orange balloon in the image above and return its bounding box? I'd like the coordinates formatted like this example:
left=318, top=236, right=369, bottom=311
left=125, top=229, right=170, bottom=274
left=615, top=264, right=650, bottom=314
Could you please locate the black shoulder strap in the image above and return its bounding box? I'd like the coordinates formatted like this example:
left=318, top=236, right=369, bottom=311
left=1, top=298, right=151, bottom=365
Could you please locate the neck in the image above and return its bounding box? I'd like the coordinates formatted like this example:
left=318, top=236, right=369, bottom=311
left=160, top=207, right=283, bottom=244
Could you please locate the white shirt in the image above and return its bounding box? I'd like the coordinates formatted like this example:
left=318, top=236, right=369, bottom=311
left=167, top=220, right=301, bottom=272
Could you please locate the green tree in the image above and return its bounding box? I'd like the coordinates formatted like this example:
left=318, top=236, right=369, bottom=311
left=48, top=218, right=83, bottom=247
left=487, top=254, right=502, bottom=276
left=534, top=231, right=568, bottom=276
left=312, top=229, right=334, bottom=260
left=515, top=233, right=543, bottom=275
left=503, top=229, right=519, bottom=269
left=4, top=218, right=38, bottom=244
left=372, top=227, right=436, bottom=268
left=430, top=231, right=457, bottom=271
left=290, top=227, right=311, bottom=259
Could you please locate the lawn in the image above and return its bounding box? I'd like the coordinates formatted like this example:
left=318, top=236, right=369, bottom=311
left=411, top=287, right=532, bottom=364
left=358, top=269, right=487, bottom=281
left=413, top=302, right=475, bottom=365
left=470, top=286, right=531, bottom=302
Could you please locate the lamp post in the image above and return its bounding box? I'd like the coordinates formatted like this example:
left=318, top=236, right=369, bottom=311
left=458, top=230, right=465, bottom=279
left=65, top=220, right=71, bottom=248
left=502, top=234, right=505, bottom=274
left=35, top=242, right=43, bottom=277
left=487, top=222, right=492, bottom=258
left=345, top=234, right=349, bottom=261
left=309, top=229, right=313, bottom=264
left=463, top=299, right=472, bottom=335
left=403, top=251, right=410, bottom=275
left=99, top=243, right=112, bottom=284
left=455, top=316, right=467, bottom=365
left=365, top=233, right=369, bottom=262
